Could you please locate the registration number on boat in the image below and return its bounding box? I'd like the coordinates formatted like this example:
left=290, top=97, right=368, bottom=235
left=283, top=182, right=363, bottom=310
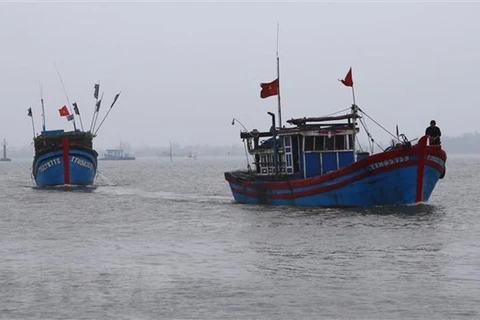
left=38, top=158, right=61, bottom=173
left=426, top=155, right=445, bottom=167
left=367, top=156, right=409, bottom=171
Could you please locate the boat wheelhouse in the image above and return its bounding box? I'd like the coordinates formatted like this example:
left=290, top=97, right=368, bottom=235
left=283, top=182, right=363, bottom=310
left=246, top=112, right=363, bottom=180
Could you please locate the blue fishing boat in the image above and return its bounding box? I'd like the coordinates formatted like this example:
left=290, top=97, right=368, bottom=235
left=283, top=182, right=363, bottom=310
left=100, top=149, right=136, bottom=161
left=32, top=130, right=97, bottom=187
left=225, top=67, right=447, bottom=207
left=29, top=80, right=121, bottom=188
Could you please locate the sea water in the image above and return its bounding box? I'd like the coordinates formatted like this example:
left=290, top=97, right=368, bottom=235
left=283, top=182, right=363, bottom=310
left=0, top=155, right=479, bottom=319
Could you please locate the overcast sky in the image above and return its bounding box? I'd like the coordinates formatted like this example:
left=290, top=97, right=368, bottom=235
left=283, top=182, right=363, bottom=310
left=0, top=2, right=478, bottom=149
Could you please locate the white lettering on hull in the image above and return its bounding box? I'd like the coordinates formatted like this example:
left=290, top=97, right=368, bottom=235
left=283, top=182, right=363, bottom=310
left=37, top=156, right=94, bottom=173
left=367, top=156, right=410, bottom=171
left=71, top=156, right=94, bottom=170
left=38, top=158, right=61, bottom=173
left=426, top=155, right=445, bottom=168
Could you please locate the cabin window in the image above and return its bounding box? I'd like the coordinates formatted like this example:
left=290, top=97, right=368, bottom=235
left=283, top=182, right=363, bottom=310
left=314, top=136, right=325, bottom=151
left=348, top=135, right=354, bottom=150
left=260, top=155, right=267, bottom=164
left=284, top=136, right=291, bottom=147
left=304, top=136, right=314, bottom=151
left=325, top=136, right=334, bottom=150
left=335, top=135, right=346, bottom=150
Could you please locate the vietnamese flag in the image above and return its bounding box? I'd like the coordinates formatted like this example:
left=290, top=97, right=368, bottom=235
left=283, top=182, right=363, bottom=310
left=340, top=67, right=354, bottom=87
left=260, top=78, right=279, bottom=99
left=58, top=105, right=70, bottom=117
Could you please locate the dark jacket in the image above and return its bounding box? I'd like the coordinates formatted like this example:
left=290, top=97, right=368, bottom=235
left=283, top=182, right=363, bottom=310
left=425, top=126, right=441, bottom=145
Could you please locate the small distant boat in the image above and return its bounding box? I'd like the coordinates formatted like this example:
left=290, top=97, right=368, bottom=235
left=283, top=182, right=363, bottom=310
left=187, top=145, right=199, bottom=160
left=0, top=139, right=11, bottom=162
left=29, top=79, right=121, bottom=187
left=100, top=148, right=135, bottom=161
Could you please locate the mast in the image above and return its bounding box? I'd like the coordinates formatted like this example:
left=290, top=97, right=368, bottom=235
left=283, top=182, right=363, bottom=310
left=276, top=23, right=282, bottom=128
left=90, top=82, right=100, bottom=132
left=267, top=112, right=278, bottom=176
left=2, top=139, right=6, bottom=159
left=350, top=69, right=357, bottom=154
left=351, top=104, right=358, bottom=154
left=40, top=84, right=46, bottom=132
left=54, top=63, right=77, bottom=131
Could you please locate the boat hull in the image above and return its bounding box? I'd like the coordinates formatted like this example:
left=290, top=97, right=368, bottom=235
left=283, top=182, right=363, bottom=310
left=33, top=148, right=97, bottom=187
left=32, top=132, right=98, bottom=188
left=225, top=137, right=446, bottom=207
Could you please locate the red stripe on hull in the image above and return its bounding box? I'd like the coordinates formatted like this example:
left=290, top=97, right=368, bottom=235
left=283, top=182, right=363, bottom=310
left=226, top=138, right=446, bottom=191
left=415, top=136, right=428, bottom=202
left=232, top=160, right=419, bottom=200
left=62, top=137, right=70, bottom=184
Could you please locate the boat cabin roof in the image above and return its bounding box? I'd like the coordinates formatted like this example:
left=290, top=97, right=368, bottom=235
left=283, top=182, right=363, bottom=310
left=240, top=113, right=359, bottom=139
left=286, top=114, right=359, bottom=126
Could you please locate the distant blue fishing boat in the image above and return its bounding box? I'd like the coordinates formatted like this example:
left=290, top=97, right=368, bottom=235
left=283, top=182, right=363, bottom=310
left=29, top=80, right=121, bottom=188
left=225, top=67, right=447, bottom=207
left=32, top=130, right=97, bottom=187
left=100, top=148, right=136, bottom=161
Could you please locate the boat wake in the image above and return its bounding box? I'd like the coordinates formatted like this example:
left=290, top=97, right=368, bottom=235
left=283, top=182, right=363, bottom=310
left=31, top=184, right=98, bottom=192
left=94, top=185, right=232, bottom=204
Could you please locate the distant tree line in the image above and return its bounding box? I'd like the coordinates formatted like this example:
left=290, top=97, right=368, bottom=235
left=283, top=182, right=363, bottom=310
left=4, top=133, right=480, bottom=159
left=442, top=132, right=480, bottom=154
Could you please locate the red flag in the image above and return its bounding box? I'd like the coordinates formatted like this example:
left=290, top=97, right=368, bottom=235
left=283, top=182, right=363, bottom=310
left=58, top=105, right=70, bottom=117
left=260, top=78, right=279, bottom=99
left=340, top=67, right=354, bottom=87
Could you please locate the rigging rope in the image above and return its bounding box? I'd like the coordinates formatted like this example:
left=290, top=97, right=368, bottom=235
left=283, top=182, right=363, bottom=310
left=358, top=107, right=400, bottom=142
left=324, top=107, right=351, bottom=117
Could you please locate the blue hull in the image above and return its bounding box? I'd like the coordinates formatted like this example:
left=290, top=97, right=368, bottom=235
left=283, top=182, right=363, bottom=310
left=225, top=138, right=447, bottom=208
left=227, top=163, right=441, bottom=207
left=33, top=148, right=97, bottom=187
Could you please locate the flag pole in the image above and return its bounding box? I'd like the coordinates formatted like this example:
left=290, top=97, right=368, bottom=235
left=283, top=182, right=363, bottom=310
left=31, top=115, right=36, bottom=137
left=72, top=102, right=85, bottom=131
left=276, top=23, right=282, bottom=128
left=90, top=82, right=100, bottom=132
left=40, top=84, right=46, bottom=133
left=350, top=68, right=357, bottom=154
left=351, top=85, right=356, bottom=106
left=54, top=63, right=77, bottom=131
left=92, top=92, right=104, bottom=133
left=28, top=108, right=36, bottom=137
left=94, top=91, right=121, bottom=135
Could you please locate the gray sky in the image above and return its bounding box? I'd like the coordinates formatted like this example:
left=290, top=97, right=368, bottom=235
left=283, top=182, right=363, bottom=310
left=0, top=2, right=478, bottom=149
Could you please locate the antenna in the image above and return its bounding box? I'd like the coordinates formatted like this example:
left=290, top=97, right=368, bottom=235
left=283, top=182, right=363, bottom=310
left=54, top=63, right=77, bottom=131
left=276, top=23, right=282, bottom=128
left=40, top=83, right=46, bottom=132
left=94, top=91, right=121, bottom=135
left=90, top=81, right=100, bottom=132
left=92, top=91, right=104, bottom=133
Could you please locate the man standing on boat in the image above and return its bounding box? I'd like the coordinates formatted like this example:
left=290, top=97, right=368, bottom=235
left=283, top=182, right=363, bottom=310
left=425, top=120, right=441, bottom=145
